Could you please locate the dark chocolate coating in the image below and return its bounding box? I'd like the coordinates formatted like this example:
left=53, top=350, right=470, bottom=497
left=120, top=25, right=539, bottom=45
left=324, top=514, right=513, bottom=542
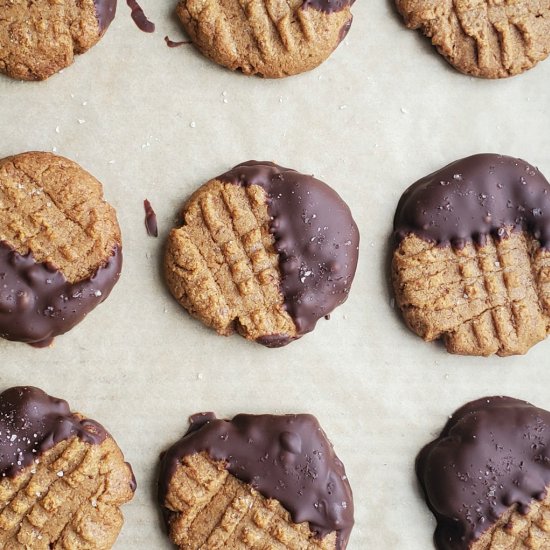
left=0, top=242, right=122, bottom=346
left=302, top=0, right=354, bottom=14
left=0, top=386, right=107, bottom=478
left=393, top=154, right=550, bottom=250
left=417, top=396, right=550, bottom=550
left=94, top=0, right=117, bottom=33
left=144, top=199, right=158, bottom=237
left=126, top=0, right=155, bottom=33
left=218, top=161, right=359, bottom=344
left=159, top=413, right=354, bottom=548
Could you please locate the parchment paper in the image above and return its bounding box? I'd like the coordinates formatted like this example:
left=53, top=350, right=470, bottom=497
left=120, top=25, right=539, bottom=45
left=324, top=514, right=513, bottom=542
left=1, top=1, right=550, bottom=548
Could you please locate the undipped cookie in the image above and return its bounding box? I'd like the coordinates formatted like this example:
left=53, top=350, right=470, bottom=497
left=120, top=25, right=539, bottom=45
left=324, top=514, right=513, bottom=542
left=417, top=396, right=550, bottom=550
left=175, top=0, right=354, bottom=77
left=395, top=0, right=550, bottom=78
left=0, top=0, right=117, bottom=81
left=392, top=153, right=550, bottom=357
left=0, top=151, right=122, bottom=347
left=164, top=161, right=359, bottom=347
left=0, top=386, right=135, bottom=549
left=158, top=412, right=354, bottom=549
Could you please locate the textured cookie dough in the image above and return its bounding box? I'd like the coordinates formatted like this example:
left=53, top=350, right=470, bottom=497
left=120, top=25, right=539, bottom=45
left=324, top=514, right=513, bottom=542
left=158, top=413, right=354, bottom=549
left=417, top=396, right=550, bottom=550
left=0, top=0, right=116, bottom=81
left=0, top=386, right=135, bottom=549
left=164, top=161, right=359, bottom=347
left=175, top=0, right=354, bottom=77
left=0, top=151, right=122, bottom=346
left=392, top=153, right=550, bottom=357
left=395, top=0, right=550, bottom=78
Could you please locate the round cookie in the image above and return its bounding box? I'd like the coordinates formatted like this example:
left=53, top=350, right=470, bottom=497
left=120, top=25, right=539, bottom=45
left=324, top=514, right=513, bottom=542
left=175, top=0, right=354, bottom=77
left=395, top=0, right=550, bottom=78
left=164, top=161, right=359, bottom=347
left=392, top=153, right=550, bottom=357
left=0, top=386, right=135, bottom=549
left=158, top=412, right=354, bottom=549
left=0, top=0, right=117, bottom=81
left=417, top=396, right=550, bottom=550
left=0, top=151, right=122, bottom=347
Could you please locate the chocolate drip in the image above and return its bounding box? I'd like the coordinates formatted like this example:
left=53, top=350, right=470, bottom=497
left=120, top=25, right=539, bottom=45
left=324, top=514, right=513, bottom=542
left=126, top=0, right=155, bottom=33
left=218, top=161, right=359, bottom=344
left=0, top=387, right=107, bottom=478
left=164, top=36, right=191, bottom=48
left=0, top=243, right=122, bottom=346
left=94, top=0, right=117, bottom=33
left=144, top=199, right=158, bottom=237
left=301, top=0, right=354, bottom=14
left=393, top=154, right=550, bottom=250
left=159, top=413, right=354, bottom=548
left=417, top=397, right=550, bottom=550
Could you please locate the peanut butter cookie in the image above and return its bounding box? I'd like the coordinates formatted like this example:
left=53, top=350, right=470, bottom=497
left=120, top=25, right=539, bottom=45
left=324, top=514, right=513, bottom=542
left=395, top=0, right=550, bottom=78
left=158, top=412, right=354, bottom=549
left=0, top=152, right=122, bottom=347
left=0, top=0, right=116, bottom=81
left=417, top=396, right=550, bottom=550
left=175, top=0, right=354, bottom=77
left=164, top=161, right=359, bottom=347
left=0, top=386, right=135, bottom=549
left=392, top=153, right=550, bottom=357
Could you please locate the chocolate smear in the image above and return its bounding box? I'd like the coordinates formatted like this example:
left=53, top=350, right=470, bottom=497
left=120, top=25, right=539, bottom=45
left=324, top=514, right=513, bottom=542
left=218, top=161, right=359, bottom=344
left=126, top=0, right=155, bottom=33
left=393, top=153, right=550, bottom=250
left=417, top=396, right=550, bottom=550
left=0, top=386, right=107, bottom=478
left=144, top=199, right=158, bottom=237
left=94, top=0, right=117, bottom=33
left=164, top=36, right=191, bottom=48
left=159, top=413, right=354, bottom=548
left=0, top=243, right=122, bottom=346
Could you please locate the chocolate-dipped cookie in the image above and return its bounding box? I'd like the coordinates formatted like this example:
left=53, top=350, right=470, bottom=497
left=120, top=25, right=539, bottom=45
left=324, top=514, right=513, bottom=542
left=0, top=152, right=122, bottom=347
left=0, top=386, right=135, bottom=549
left=175, top=0, right=354, bottom=77
left=165, top=161, right=359, bottom=347
left=395, top=1, right=550, bottom=79
left=392, top=153, right=550, bottom=357
left=158, top=412, right=354, bottom=549
left=417, top=396, right=550, bottom=550
left=0, top=0, right=116, bottom=81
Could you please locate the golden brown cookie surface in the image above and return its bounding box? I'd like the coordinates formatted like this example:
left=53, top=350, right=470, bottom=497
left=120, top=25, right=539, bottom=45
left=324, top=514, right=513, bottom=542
left=0, top=152, right=122, bottom=346
left=0, top=386, right=135, bottom=549
left=392, top=153, right=550, bottom=357
left=0, top=0, right=116, bottom=81
left=164, top=161, right=359, bottom=347
left=395, top=0, right=550, bottom=78
left=417, top=397, right=550, bottom=550
left=158, top=413, right=354, bottom=549
left=176, top=0, right=353, bottom=77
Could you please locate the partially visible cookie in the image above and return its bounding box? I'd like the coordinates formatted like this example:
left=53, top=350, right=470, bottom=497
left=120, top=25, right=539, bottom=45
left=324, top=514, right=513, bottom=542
left=392, top=153, right=550, bottom=357
left=417, top=396, right=550, bottom=550
left=158, top=412, right=354, bottom=549
left=395, top=1, right=550, bottom=78
left=175, top=0, right=354, bottom=77
left=164, top=161, right=359, bottom=347
left=0, top=386, right=135, bottom=549
left=0, top=151, right=122, bottom=347
left=0, top=0, right=117, bottom=81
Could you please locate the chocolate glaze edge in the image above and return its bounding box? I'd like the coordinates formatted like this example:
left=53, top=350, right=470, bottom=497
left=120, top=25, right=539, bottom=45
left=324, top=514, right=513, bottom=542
left=0, top=242, right=122, bottom=345
left=393, top=153, right=550, bottom=251
left=301, top=0, right=354, bottom=15
left=0, top=386, right=107, bottom=478
left=158, top=412, right=354, bottom=549
left=93, top=0, right=117, bottom=33
left=416, top=396, right=550, bottom=550
left=217, top=161, right=360, bottom=346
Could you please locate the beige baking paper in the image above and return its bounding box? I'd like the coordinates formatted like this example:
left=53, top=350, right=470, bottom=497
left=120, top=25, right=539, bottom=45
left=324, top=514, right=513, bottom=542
left=1, top=1, right=550, bottom=548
